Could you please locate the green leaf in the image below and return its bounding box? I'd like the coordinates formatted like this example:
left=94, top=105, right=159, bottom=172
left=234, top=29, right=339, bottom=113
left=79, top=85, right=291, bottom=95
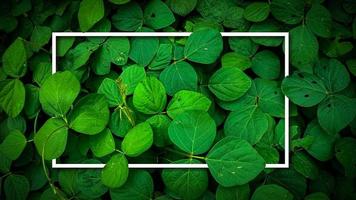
left=68, top=94, right=110, bottom=135
left=159, top=61, right=198, bottom=96
left=290, top=26, right=319, bottom=70
left=305, top=192, right=330, bottom=200
left=110, top=170, right=154, bottom=200
left=244, top=2, right=270, bottom=22
left=221, top=52, right=251, bottom=71
left=129, top=34, right=159, bottom=67
left=167, top=90, right=211, bottom=119
left=206, top=137, right=265, bottom=187
left=270, top=0, right=304, bottom=24
left=34, top=118, right=68, bottom=160
left=122, top=122, right=153, bottom=157
left=0, top=79, right=26, bottom=117
left=4, top=174, right=30, bottom=200
left=184, top=28, right=223, bottom=64
left=101, top=153, right=129, bottom=188
left=167, top=0, right=197, bottom=16
left=161, top=159, right=208, bottom=200
left=24, top=84, right=41, bottom=119
left=208, top=67, right=252, bottom=101
left=317, top=95, right=356, bottom=134
left=0, top=130, right=26, bottom=160
left=143, top=0, right=175, bottom=30
left=109, top=110, right=133, bottom=137
left=133, top=76, right=167, bottom=114
left=39, top=71, right=80, bottom=116
left=105, top=37, right=130, bottom=66
left=57, top=37, right=75, bottom=57
left=304, top=121, right=336, bottom=161
left=315, top=58, right=350, bottom=93
left=112, top=2, right=143, bottom=31
left=90, top=128, right=115, bottom=157
left=249, top=19, right=283, bottom=47
left=149, top=43, right=173, bottom=70
left=251, top=50, right=280, bottom=80
left=216, top=184, right=250, bottom=200
left=168, top=110, right=216, bottom=154
left=281, top=72, right=327, bottom=107
left=98, top=78, right=123, bottom=107
left=147, top=114, right=171, bottom=147
left=223, top=6, right=248, bottom=29
left=251, top=184, right=293, bottom=200
left=335, top=138, right=356, bottom=178
left=292, top=151, right=319, bottom=180
left=30, top=26, right=52, bottom=52
left=64, top=41, right=99, bottom=70
left=120, top=65, right=146, bottom=95
left=2, top=38, right=27, bottom=78
left=224, top=105, right=269, bottom=145
left=306, top=4, right=332, bottom=38
left=228, top=37, right=258, bottom=57
left=78, top=0, right=104, bottom=32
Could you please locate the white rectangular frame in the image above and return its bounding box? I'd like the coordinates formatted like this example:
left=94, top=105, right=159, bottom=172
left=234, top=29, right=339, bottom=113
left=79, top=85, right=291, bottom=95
left=51, top=32, right=289, bottom=169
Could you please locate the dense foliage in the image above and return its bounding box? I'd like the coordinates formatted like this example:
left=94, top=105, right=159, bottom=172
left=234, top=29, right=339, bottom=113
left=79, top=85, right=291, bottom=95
left=0, top=0, right=356, bottom=199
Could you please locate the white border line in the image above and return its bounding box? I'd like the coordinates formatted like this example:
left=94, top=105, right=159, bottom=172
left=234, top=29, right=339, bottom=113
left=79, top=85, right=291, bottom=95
left=51, top=32, right=289, bottom=169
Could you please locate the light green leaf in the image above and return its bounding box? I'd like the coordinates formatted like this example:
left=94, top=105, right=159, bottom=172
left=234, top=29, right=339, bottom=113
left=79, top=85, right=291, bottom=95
left=34, top=118, right=68, bottom=160
left=0, top=79, right=26, bottom=117
left=251, top=184, right=293, bottom=200
left=2, top=38, right=27, bottom=78
left=244, top=2, right=270, bottom=22
left=159, top=61, right=198, bottom=96
left=68, top=94, right=110, bottom=135
left=112, top=2, right=143, bottom=31
left=184, top=28, right=223, bottom=64
left=90, top=128, right=115, bottom=157
left=39, top=71, right=80, bottom=116
left=144, top=0, right=175, bottom=29
left=281, top=72, right=327, bottom=107
left=221, top=52, right=251, bottom=71
left=78, top=0, right=104, bottom=32
left=4, top=174, right=30, bottom=200
left=206, top=137, right=265, bottom=187
left=167, top=90, right=211, bottom=119
left=224, top=105, right=269, bottom=145
left=101, top=153, right=129, bottom=188
left=251, top=50, right=280, bottom=80
left=0, top=130, right=26, bottom=160
left=306, top=4, right=332, bottom=38
left=168, top=110, right=216, bottom=154
left=120, top=64, right=146, bottom=95
left=133, top=76, right=167, bottom=114
left=98, top=78, right=123, bottom=107
left=208, top=67, right=252, bottom=101
left=122, top=122, right=153, bottom=157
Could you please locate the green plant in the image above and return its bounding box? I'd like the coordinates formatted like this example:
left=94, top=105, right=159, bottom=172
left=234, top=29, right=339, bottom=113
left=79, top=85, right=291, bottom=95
left=0, top=0, right=355, bottom=200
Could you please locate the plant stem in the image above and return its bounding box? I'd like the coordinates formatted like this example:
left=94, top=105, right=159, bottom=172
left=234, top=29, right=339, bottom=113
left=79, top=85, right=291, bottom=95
left=165, top=148, right=206, bottom=161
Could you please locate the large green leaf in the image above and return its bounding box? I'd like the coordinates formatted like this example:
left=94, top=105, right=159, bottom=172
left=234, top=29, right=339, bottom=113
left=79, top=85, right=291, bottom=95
left=208, top=67, right=252, bottom=101
left=224, top=105, right=269, bottom=145
left=168, top=110, right=216, bottom=154
left=129, top=34, right=159, bottom=67
left=34, top=118, right=68, bottom=160
left=228, top=37, right=258, bottom=57
left=270, top=0, right=304, bottom=25
left=39, top=71, right=80, bottom=116
left=110, top=170, right=154, bottom=200
left=4, top=174, right=30, bottom=200
left=306, top=4, right=332, bottom=38
left=101, top=153, right=129, bottom=188
left=159, top=61, right=198, bottom=96
left=122, top=122, right=153, bottom=157
left=0, top=130, right=26, bottom=160
left=112, top=2, right=143, bottom=31
left=281, top=72, right=327, bottom=107
left=144, top=0, right=175, bottom=29
left=78, top=0, right=104, bottom=31
left=133, top=76, right=167, bottom=114
left=90, top=128, right=115, bottom=157
left=2, top=38, right=27, bottom=78
left=206, top=137, right=265, bottom=187
left=251, top=184, right=293, bottom=200
left=161, top=159, right=208, bottom=200
left=0, top=79, right=26, bottom=117
left=68, top=94, right=110, bottom=135
left=167, top=90, right=211, bottom=119
left=184, top=28, right=223, bottom=64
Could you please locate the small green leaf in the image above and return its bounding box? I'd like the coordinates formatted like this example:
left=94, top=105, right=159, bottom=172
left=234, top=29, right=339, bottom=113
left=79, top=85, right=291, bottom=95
left=0, top=79, right=26, bottom=117
left=335, top=138, right=356, bottom=178
left=228, top=37, right=258, bottom=57
left=2, top=38, right=27, bottom=78
left=112, top=2, right=143, bottom=31
left=98, top=78, right=123, bottom=107
left=129, top=32, right=159, bottom=67
left=244, top=2, right=270, bottom=22
left=57, top=37, right=75, bottom=57
left=168, top=110, right=216, bottom=154
left=221, top=52, right=251, bottom=71
left=101, top=153, right=129, bottom=188
left=120, top=64, right=146, bottom=95
left=149, top=43, right=173, bottom=70
left=34, top=118, right=68, bottom=160
left=4, top=174, right=30, bottom=200
left=167, top=0, right=197, bottom=16
left=0, top=130, right=26, bottom=160
left=251, top=184, right=293, bottom=200
left=270, top=0, right=304, bottom=25
left=209, top=67, right=252, bottom=101
left=143, top=0, right=175, bottom=30
left=68, top=94, right=110, bottom=135
left=78, top=0, right=104, bottom=32
left=184, top=28, right=223, bottom=64
left=147, top=114, right=171, bottom=147
left=30, top=26, right=52, bottom=52
left=133, top=76, right=167, bottom=114
left=206, top=137, right=265, bottom=187
left=251, top=50, right=280, bottom=80
left=90, top=128, right=115, bottom=157
left=122, top=122, right=153, bottom=157
left=39, top=71, right=80, bottom=116
left=306, top=4, right=332, bottom=38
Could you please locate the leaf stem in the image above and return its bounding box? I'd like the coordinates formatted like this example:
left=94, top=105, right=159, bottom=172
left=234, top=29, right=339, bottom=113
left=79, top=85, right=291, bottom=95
left=165, top=148, right=206, bottom=161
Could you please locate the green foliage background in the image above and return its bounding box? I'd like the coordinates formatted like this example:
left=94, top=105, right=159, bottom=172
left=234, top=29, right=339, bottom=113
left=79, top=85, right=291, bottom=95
left=0, top=0, right=356, bottom=199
